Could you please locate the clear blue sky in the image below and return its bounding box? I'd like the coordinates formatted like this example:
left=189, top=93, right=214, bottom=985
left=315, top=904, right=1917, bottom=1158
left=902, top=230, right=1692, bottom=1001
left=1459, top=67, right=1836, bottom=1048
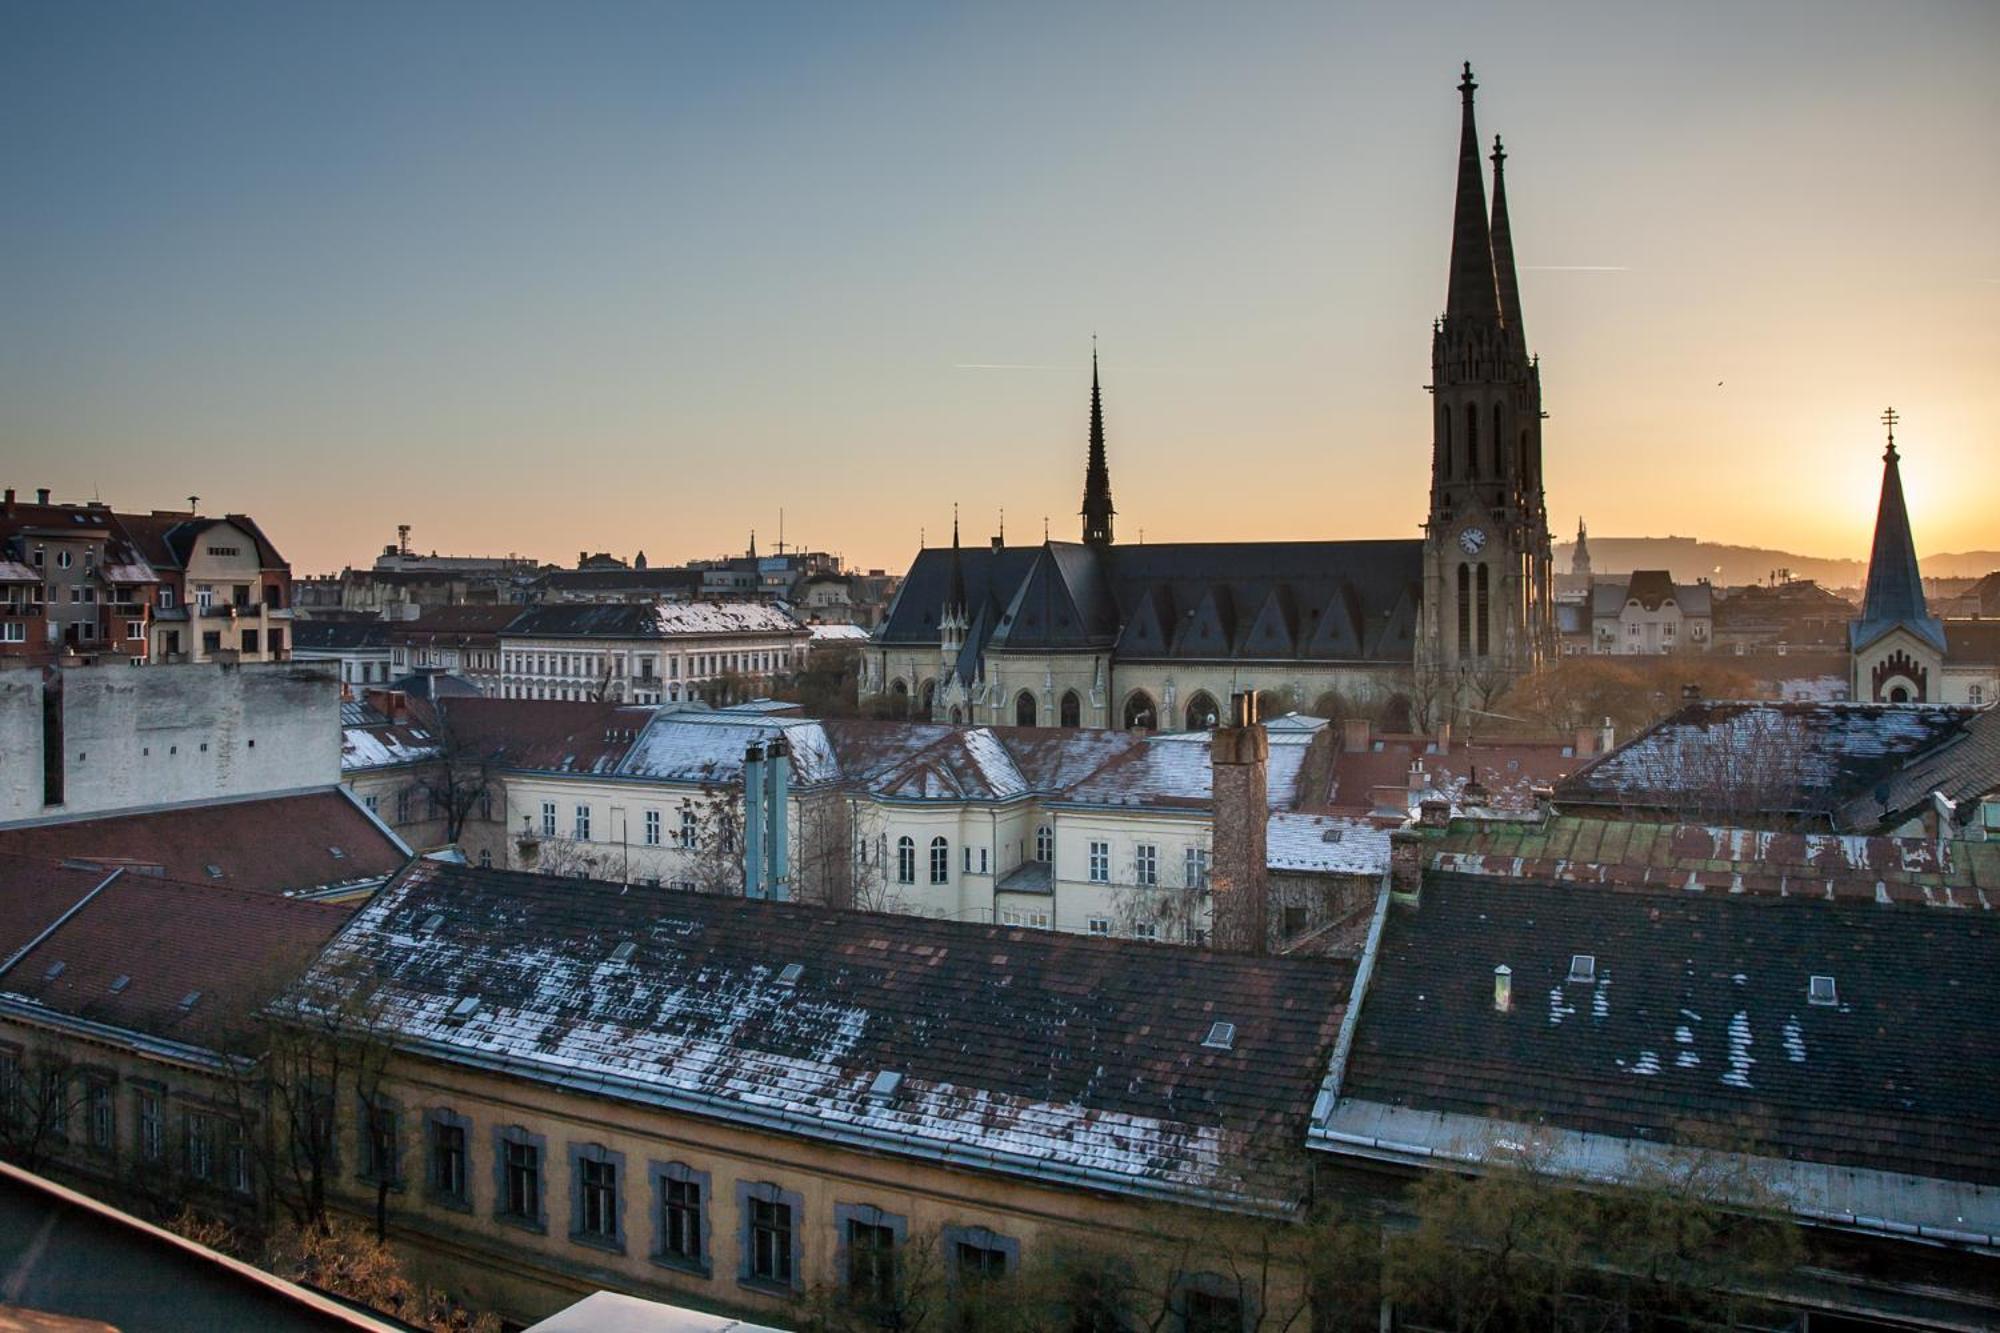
left=3, top=1, right=1995, bottom=572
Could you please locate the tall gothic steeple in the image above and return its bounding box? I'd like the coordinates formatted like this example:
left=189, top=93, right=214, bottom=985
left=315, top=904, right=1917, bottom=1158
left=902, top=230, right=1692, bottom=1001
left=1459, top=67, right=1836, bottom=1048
left=946, top=505, right=968, bottom=620
left=1081, top=345, right=1114, bottom=546
left=1445, top=63, right=1501, bottom=330
left=1853, top=411, right=1944, bottom=654
left=1490, top=135, right=1526, bottom=354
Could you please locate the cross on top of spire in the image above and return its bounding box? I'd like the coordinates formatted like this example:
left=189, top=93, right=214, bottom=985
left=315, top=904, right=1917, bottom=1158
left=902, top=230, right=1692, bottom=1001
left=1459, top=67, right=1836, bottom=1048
left=1460, top=61, right=1476, bottom=96
left=1881, top=406, right=1899, bottom=458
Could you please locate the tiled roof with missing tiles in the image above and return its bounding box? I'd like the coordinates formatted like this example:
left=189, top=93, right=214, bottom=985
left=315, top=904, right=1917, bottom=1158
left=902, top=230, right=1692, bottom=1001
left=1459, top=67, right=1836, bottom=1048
left=1337, top=868, right=2000, bottom=1191
left=293, top=860, right=1355, bottom=1212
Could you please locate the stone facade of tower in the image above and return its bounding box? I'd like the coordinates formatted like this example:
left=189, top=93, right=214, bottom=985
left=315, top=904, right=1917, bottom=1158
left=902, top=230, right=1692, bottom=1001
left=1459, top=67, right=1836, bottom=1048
left=1416, top=65, right=1556, bottom=712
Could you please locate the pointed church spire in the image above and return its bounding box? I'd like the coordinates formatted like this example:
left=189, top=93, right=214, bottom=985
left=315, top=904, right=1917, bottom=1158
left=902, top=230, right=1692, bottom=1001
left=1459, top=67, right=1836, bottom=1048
left=1489, top=133, right=1526, bottom=352
left=1445, top=63, right=1501, bottom=328
left=1081, top=341, right=1115, bottom=546
left=947, top=503, right=967, bottom=617
left=1572, top=516, right=1591, bottom=576
left=1853, top=407, right=1945, bottom=653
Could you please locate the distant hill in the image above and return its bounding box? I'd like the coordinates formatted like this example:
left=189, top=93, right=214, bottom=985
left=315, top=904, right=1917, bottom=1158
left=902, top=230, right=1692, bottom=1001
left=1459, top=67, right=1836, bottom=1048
left=1554, top=537, right=2000, bottom=589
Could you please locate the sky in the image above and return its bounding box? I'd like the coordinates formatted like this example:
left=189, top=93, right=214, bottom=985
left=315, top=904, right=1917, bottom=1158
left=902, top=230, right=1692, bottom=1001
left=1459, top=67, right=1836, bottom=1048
left=2, top=1, right=1995, bottom=575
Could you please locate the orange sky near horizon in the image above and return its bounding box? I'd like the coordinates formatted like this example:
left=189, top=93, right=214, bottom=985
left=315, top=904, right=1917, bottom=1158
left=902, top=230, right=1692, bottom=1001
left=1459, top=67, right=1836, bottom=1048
left=3, top=3, right=1994, bottom=575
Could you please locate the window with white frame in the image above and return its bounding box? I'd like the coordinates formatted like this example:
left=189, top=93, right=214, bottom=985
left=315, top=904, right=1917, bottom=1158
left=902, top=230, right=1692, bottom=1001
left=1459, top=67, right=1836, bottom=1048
left=678, top=807, right=697, bottom=849
left=574, top=805, right=591, bottom=840
left=896, top=837, right=915, bottom=885
left=1034, top=825, right=1052, bottom=861
left=1184, top=846, right=1211, bottom=890
left=1088, top=841, right=1109, bottom=883
left=929, top=836, right=949, bottom=885
left=644, top=810, right=660, bottom=846
left=541, top=801, right=557, bottom=838
left=1132, top=922, right=1158, bottom=941
left=1135, top=843, right=1158, bottom=886
left=1087, top=917, right=1111, bottom=936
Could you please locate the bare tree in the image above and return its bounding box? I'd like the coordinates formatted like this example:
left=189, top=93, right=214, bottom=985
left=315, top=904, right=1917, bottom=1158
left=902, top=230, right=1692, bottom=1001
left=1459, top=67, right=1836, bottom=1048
left=791, top=794, right=896, bottom=912
left=408, top=700, right=501, bottom=844
left=1111, top=847, right=1210, bottom=945
left=0, top=1047, right=91, bottom=1174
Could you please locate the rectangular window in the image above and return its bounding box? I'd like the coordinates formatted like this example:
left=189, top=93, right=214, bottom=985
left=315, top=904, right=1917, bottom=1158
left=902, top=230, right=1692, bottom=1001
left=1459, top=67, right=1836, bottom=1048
left=660, top=1173, right=704, bottom=1267
left=1133, top=922, right=1159, bottom=941
left=644, top=810, right=661, bottom=846
left=359, top=1101, right=399, bottom=1185
left=578, top=1156, right=619, bottom=1242
left=185, top=1110, right=215, bottom=1182
left=503, top=1139, right=541, bottom=1223
left=847, top=1219, right=898, bottom=1313
left=749, top=1197, right=793, bottom=1284
left=1184, top=846, right=1211, bottom=890
left=1087, top=917, right=1111, bottom=936
left=226, top=1123, right=252, bottom=1194
left=541, top=801, right=557, bottom=838
left=1088, top=841, right=1109, bottom=883
left=574, top=805, right=591, bottom=841
left=678, top=807, right=698, bottom=849
left=429, top=1115, right=468, bottom=1205
left=137, top=1089, right=163, bottom=1161
left=1135, top=843, right=1158, bottom=886
left=87, top=1082, right=114, bottom=1151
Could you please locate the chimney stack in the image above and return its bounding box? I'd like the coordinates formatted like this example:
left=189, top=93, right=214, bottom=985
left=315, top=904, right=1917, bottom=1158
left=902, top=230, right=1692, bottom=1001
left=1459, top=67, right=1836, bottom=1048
left=1341, top=717, right=1371, bottom=753
left=36, top=487, right=50, bottom=505
left=1599, top=716, right=1616, bottom=754
left=765, top=736, right=790, bottom=902
left=1435, top=721, right=1452, bottom=756
left=743, top=744, right=766, bottom=899
left=1208, top=691, right=1268, bottom=954
left=1574, top=726, right=1597, bottom=757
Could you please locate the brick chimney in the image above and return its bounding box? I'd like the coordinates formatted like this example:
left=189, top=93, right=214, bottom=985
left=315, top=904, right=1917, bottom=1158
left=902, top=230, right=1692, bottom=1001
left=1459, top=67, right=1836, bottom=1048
left=1208, top=691, right=1268, bottom=954
left=1434, top=721, right=1452, bottom=756
left=1341, top=717, right=1371, bottom=753
left=1574, top=726, right=1597, bottom=757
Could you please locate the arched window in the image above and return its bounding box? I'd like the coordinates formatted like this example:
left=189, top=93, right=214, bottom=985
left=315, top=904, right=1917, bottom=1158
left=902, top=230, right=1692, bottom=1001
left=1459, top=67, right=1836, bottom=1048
left=1122, top=691, right=1156, bottom=731
left=1059, top=690, right=1081, bottom=728
left=1034, top=825, right=1053, bottom=862
left=1184, top=691, right=1221, bottom=732
left=929, top=836, right=949, bottom=885
left=1517, top=429, right=1529, bottom=481
left=948, top=706, right=962, bottom=724
left=1465, top=403, right=1479, bottom=477
left=918, top=678, right=936, bottom=717
left=1440, top=403, right=1455, bottom=477
left=1456, top=564, right=1472, bottom=656
left=1014, top=691, right=1037, bottom=728
left=1888, top=685, right=1910, bottom=704
left=1476, top=563, right=1491, bottom=657
left=889, top=679, right=909, bottom=720
left=896, top=836, right=915, bottom=885
left=1492, top=403, right=1504, bottom=473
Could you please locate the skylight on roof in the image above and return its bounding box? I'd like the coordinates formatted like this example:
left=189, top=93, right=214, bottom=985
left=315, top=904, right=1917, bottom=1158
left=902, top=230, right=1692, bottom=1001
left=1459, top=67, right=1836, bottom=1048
left=43, top=961, right=64, bottom=981
left=421, top=912, right=445, bottom=934
left=1202, top=1021, right=1237, bottom=1051
left=205, top=864, right=224, bottom=879
left=867, top=1069, right=903, bottom=1103
left=328, top=846, right=345, bottom=860
left=450, top=997, right=481, bottom=1020
left=178, top=991, right=202, bottom=1010
left=610, top=941, right=637, bottom=963
left=776, top=962, right=804, bottom=987
left=1568, top=955, right=1597, bottom=984
left=1808, top=975, right=1838, bottom=1006
left=108, top=975, right=130, bottom=993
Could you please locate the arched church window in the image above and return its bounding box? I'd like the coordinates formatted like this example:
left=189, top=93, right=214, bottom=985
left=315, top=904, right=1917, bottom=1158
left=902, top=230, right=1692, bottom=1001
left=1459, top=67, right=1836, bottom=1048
left=1493, top=403, right=1504, bottom=473
left=948, top=706, right=962, bottom=724
left=1476, top=563, right=1491, bottom=657
left=929, top=836, right=949, bottom=885
left=918, top=678, right=936, bottom=717
left=1059, top=690, right=1081, bottom=728
left=1466, top=404, right=1479, bottom=477
left=1456, top=564, right=1472, bottom=657
left=1014, top=691, right=1037, bottom=728
left=1888, top=686, right=1910, bottom=704
left=1184, top=691, right=1221, bottom=732
left=889, top=679, right=909, bottom=720
left=1441, top=403, right=1455, bottom=478
left=1122, top=691, right=1156, bottom=731
left=896, top=836, right=915, bottom=885
left=1517, top=429, right=1529, bottom=481
left=1034, top=825, right=1053, bottom=862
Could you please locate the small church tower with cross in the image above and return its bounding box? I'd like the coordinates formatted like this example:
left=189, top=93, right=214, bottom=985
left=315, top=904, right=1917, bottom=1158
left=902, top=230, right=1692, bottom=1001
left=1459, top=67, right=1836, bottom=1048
left=1850, top=407, right=1946, bottom=703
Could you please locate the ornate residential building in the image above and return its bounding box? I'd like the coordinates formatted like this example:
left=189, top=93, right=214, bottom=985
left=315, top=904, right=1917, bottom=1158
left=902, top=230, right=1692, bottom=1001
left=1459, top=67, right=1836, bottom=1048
left=868, top=66, right=1554, bottom=729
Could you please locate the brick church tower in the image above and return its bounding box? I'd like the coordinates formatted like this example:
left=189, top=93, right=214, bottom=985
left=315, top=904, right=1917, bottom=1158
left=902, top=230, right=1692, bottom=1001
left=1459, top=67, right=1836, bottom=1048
left=1417, top=64, right=1556, bottom=707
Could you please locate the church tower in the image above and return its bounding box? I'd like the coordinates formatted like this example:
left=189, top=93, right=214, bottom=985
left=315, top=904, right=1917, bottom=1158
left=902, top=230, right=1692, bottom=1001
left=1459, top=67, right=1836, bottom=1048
left=1081, top=347, right=1114, bottom=546
left=1418, top=64, right=1555, bottom=701
left=1572, top=519, right=1591, bottom=577
left=1849, top=409, right=1944, bottom=702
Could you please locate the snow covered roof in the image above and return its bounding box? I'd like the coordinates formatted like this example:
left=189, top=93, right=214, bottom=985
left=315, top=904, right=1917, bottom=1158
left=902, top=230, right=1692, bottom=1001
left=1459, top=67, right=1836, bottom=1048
left=340, top=723, right=439, bottom=772
left=297, top=860, right=1356, bottom=1214
left=808, top=623, right=871, bottom=641
left=651, top=601, right=805, bottom=637
left=617, top=713, right=838, bottom=787
left=1265, top=814, right=1391, bottom=877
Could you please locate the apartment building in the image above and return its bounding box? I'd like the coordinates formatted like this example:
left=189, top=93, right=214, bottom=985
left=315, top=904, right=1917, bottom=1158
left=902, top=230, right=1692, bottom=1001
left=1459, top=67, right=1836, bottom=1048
left=497, top=602, right=808, bottom=705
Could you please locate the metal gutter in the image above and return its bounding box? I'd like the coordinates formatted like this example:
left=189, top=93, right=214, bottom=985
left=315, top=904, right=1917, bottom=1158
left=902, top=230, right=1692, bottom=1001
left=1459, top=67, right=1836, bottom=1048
left=0, top=994, right=246, bottom=1074
left=0, top=869, right=120, bottom=978
left=1308, top=871, right=1392, bottom=1122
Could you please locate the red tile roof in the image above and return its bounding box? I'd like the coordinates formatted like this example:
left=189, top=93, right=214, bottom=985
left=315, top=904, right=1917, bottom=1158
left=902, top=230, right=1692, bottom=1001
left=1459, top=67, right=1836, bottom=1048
left=0, top=871, right=352, bottom=1047
left=1323, top=734, right=1583, bottom=815
left=0, top=791, right=407, bottom=895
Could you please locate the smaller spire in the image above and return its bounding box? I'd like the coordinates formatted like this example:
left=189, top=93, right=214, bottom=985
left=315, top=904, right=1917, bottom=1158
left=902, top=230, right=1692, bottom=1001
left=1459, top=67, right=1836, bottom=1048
left=946, top=503, right=967, bottom=618
left=1490, top=132, right=1526, bottom=352
left=1081, top=342, right=1115, bottom=545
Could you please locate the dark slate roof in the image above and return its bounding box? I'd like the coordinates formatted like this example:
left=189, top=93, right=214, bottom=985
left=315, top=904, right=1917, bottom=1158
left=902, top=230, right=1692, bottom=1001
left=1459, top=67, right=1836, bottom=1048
left=1851, top=445, right=1945, bottom=654
left=1555, top=700, right=1979, bottom=825
left=291, top=620, right=395, bottom=651
left=502, top=602, right=661, bottom=638
left=1832, top=704, right=2000, bottom=832
left=0, top=870, right=352, bottom=1048
left=883, top=539, right=1423, bottom=665
left=1946, top=619, right=2000, bottom=667
left=296, top=859, right=1355, bottom=1211
left=0, top=791, right=407, bottom=895
left=113, top=512, right=289, bottom=574
left=538, top=568, right=702, bottom=594
left=1341, top=870, right=2000, bottom=1186
left=876, top=545, right=1041, bottom=644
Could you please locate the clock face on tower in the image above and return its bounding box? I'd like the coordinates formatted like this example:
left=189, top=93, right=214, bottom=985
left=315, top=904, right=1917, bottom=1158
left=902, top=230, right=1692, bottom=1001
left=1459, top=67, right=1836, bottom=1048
left=1458, top=526, right=1488, bottom=556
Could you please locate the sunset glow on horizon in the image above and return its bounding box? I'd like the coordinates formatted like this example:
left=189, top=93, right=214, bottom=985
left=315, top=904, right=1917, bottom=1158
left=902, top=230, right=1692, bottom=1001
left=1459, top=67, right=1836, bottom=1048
left=2, top=1, right=1994, bottom=574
